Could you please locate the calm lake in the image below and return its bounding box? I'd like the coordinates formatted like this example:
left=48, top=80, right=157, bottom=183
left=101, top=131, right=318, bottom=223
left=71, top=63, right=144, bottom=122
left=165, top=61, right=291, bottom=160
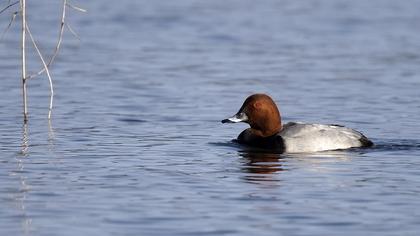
left=1, top=0, right=420, bottom=235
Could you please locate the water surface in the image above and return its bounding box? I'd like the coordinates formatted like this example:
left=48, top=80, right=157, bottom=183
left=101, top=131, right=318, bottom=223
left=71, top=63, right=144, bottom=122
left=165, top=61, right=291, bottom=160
left=1, top=0, right=420, bottom=235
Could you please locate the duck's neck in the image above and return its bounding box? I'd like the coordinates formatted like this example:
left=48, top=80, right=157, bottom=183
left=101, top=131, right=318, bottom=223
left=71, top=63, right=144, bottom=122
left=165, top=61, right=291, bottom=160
left=251, top=122, right=282, bottom=138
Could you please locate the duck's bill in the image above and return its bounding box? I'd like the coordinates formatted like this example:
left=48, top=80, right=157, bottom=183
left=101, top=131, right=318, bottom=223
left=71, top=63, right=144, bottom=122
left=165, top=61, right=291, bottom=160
left=221, top=112, right=248, bottom=123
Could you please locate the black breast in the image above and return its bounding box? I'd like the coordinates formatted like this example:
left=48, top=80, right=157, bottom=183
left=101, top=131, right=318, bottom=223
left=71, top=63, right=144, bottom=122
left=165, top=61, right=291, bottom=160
left=236, top=129, right=285, bottom=152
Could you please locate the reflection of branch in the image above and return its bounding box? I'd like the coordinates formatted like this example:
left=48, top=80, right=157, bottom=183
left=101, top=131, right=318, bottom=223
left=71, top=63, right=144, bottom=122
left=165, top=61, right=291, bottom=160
left=48, top=119, right=55, bottom=141
left=21, top=122, right=29, bottom=156
left=18, top=122, right=32, bottom=233
left=26, top=23, right=54, bottom=119
left=0, top=0, right=18, bottom=15
left=48, top=119, right=55, bottom=155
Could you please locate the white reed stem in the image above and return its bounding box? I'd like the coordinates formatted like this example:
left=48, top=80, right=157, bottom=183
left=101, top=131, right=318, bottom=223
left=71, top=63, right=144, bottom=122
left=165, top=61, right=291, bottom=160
left=20, top=0, right=28, bottom=122
left=26, top=23, right=54, bottom=120
left=29, top=0, right=67, bottom=79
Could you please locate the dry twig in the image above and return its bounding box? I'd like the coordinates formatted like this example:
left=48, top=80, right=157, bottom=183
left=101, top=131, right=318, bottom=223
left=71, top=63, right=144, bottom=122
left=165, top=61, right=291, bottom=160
left=26, top=22, right=54, bottom=119
left=0, top=0, right=18, bottom=15
left=3, top=0, right=84, bottom=121
left=28, top=0, right=67, bottom=79
left=65, top=22, right=80, bottom=40
left=66, top=2, right=86, bottom=13
left=0, top=11, right=17, bottom=40
left=20, top=0, right=28, bottom=121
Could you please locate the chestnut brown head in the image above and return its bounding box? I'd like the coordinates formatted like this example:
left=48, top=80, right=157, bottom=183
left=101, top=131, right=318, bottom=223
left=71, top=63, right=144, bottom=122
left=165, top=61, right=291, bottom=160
left=222, top=94, right=282, bottom=137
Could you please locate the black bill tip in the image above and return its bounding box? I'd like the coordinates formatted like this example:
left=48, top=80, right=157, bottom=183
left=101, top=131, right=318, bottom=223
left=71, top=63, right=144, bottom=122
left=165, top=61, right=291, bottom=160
left=221, top=119, right=231, bottom=124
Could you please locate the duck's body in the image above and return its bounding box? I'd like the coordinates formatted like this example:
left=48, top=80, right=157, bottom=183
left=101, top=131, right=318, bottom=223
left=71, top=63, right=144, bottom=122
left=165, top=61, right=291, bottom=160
left=222, top=94, right=373, bottom=153
left=237, top=122, right=372, bottom=153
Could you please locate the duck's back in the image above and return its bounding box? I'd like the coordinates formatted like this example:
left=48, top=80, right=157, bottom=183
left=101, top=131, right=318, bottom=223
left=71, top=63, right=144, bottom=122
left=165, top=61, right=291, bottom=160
left=279, top=122, right=373, bottom=153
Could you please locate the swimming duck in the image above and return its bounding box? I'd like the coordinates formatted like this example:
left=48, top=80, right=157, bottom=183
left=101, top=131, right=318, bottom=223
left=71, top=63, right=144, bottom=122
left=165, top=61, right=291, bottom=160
left=222, top=94, right=373, bottom=153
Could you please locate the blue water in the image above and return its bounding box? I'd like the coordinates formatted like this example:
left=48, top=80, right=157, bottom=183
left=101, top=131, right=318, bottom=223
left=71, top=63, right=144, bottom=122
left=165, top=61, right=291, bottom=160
left=1, top=0, right=420, bottom=235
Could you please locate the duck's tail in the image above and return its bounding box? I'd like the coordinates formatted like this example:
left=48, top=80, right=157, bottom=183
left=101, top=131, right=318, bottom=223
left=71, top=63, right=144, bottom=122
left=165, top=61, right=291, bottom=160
left=359, top=134, right=374, bottom=147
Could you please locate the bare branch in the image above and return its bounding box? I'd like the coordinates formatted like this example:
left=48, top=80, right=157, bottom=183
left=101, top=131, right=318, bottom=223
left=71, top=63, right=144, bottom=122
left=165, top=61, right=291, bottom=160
left=28, top=0, right=66, bottom=79
left=27, top=1, right=86, bottom=80
left=65, top=22, right=80, bottom=41
left=48, top=0, right=67, bottom=67
left=21, top=0, right=28, bottom=122
left=26, top=22, right=54, bottom=119
left=0, top=10, right=17, bottom=41
left=0, top=0, right=18, bottom=15
left=66, top=2, right=86, bottom=13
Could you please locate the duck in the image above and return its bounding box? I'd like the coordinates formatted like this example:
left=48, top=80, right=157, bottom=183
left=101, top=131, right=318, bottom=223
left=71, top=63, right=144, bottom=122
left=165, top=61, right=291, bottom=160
left=221, top=94, right=373, bottom=153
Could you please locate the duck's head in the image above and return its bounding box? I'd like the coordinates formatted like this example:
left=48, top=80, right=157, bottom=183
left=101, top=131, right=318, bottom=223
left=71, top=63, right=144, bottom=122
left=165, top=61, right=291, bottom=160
left=222, top=94, right=282, bottom=137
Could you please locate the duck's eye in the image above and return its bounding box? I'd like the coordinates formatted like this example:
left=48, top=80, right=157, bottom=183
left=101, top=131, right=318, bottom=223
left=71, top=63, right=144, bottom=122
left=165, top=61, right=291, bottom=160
left=253, top=102, right=262, bottom=109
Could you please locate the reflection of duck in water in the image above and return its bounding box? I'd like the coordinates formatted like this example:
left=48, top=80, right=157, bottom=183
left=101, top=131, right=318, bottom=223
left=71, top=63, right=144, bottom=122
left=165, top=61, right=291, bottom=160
left=222, top=94, right=373, bottom=153
left=239, top=151, right=285, bottom=183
